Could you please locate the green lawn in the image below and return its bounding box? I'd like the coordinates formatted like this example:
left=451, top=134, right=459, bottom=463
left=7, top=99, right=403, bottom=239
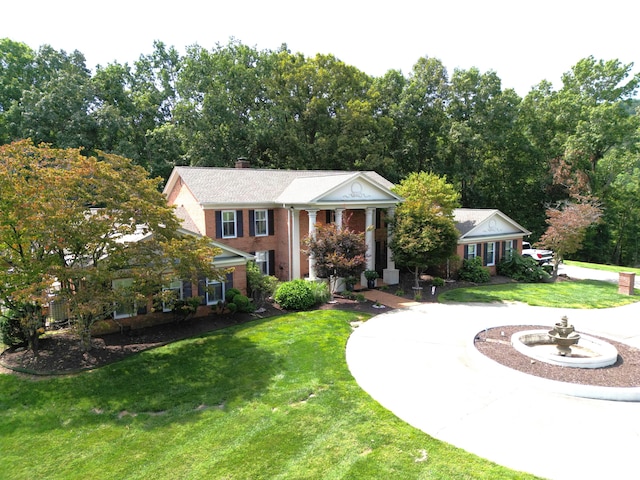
left=564, top=260, right=640, bottom=275
left=439, top=279, right=639, bottom=308
left=0, top=310, right=538, bottom=479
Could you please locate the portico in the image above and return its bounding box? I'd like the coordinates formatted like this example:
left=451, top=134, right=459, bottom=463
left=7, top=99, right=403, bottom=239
left=279, top=172, right=403, bottom=285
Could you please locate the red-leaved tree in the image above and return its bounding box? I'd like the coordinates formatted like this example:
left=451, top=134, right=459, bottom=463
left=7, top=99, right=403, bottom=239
left=536, top=195, right=603, bottom=278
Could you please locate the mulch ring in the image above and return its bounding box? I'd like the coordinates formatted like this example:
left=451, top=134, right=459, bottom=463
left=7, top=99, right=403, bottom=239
left=475, top=325, right=640, bottom=388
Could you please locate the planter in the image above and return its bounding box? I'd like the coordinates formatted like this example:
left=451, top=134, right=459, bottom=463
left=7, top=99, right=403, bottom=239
left=367, top=279, right=376, bottom=289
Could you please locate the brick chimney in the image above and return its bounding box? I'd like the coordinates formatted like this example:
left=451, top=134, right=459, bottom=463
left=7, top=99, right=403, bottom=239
left=235, top=157, right=250, bottom=168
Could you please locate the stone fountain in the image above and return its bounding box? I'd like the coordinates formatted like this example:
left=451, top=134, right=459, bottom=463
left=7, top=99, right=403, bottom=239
left=511, top=315, right=618, bottom=369
left=548, top=315, right=580, bottom=356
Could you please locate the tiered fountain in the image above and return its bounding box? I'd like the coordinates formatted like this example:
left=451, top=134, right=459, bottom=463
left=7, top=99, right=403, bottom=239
left=511, top=316, right=618, bottom=369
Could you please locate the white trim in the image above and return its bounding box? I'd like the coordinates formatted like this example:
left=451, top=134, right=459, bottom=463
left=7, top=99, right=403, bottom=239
left=206, top=278, right=225, bottom=305
left=254, top=209, right=268, bottom=236
left=222, top=210, right=237, bottom=238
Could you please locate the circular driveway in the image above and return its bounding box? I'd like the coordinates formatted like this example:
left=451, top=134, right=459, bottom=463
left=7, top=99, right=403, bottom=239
left=346, top=301, right=640, bottom=480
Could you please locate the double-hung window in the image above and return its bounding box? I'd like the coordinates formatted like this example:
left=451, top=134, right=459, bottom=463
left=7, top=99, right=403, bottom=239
left=467, top=244, right=477, bottom=259
left=162, top=280, right=183, bottom=312
left=486, top=242, right=496, bottom=266
left=206, top=279, right=225, bottom=305
left=254, top=209, right=268, bottom=236
left=504, top=240, right=515, bottom=259
left=255, top=251, right=269, bottom=275
left=222, top=210, right=237, bottom=238
left=113, top=278, right=136, bottom=319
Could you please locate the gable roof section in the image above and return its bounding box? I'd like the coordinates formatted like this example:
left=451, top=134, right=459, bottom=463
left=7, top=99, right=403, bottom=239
left=454, top=208, right=530, bottom=242
left=276, top=171, right=402, bottom=206
left=163, top=167, right=397, bottom=207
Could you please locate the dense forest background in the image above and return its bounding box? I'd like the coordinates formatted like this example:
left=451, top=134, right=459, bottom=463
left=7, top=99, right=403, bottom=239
left=1, top=38, right=639, bottom=266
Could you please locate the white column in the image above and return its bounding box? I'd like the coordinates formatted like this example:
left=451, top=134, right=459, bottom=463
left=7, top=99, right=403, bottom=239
left=335, top=208, right=344, bottom=230
left=361, top=207, right=376, bottom=286
left=383, top=206, right=400, bottom=285
left=365, top=207, right=375, bottom=271
left=291, top=209, right=301, bottom=280
left=307, top=209, right=318, bottom=280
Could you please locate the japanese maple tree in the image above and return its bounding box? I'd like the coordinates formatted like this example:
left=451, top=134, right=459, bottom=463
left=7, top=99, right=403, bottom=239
left=536, top=195, right=603, bottom=278
left=0, top=140, right=225, bottom=351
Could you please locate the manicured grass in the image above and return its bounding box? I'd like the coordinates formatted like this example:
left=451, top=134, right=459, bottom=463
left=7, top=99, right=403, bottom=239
left=439, top=279, right=639, bottom=309
left=564, top=260, right=640, bottom=275
left=0, top=311, right=538, bottom=479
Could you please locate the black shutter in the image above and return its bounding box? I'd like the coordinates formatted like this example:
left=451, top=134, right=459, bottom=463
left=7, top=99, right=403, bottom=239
left=483, top=244, right=489, bottom=265
left=268, top=210, right=275, bottom=235
left=495, top=242, right=501, bottom=263
left=268, top=250, right=276, bottom=275
left=225, top=272, right=233, bottom=289
left=182, top=280, right=193, bottom=299
left=464, top=245, right=469, bottom=260
left=197, top=277, right=206, bottom=305
left=502, top=241, right=506, bottom=259
left=236, top=210, right=243, bottom=237
left=215, top=211, right=222, bottom=238
left=249, top=210, right=255, bottom=237
left=326, top=210, right=332, bottom=223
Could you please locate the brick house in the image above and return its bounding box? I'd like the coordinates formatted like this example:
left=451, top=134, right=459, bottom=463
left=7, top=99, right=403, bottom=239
left=163, top=161, right=405, bottom=288
left=453, top=208, right=531, bottom=275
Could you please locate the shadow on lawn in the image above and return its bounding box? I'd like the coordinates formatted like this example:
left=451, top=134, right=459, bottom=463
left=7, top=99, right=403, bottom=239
left=0, top=328, right=279, bottom=433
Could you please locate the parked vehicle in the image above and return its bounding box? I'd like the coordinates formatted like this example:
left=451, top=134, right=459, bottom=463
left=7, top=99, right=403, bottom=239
left=522, top=242, right=553, bottom=265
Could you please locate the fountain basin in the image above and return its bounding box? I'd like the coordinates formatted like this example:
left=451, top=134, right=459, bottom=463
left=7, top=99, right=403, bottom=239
left=512, top=330, right=618, bottom=368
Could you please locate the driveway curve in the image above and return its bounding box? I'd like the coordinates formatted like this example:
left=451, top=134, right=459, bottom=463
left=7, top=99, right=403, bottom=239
left=346, top=301, right=640, bottom=480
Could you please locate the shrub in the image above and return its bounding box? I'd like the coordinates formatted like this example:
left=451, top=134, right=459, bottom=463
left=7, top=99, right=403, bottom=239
left=432, top=277, right=445, bottom=287
left=497, top=254, right=551, bottom=283
left=458, top=257, right=490, bottom=283
left=225, top=288, right=242, bottom=303
left=308, top=281, right=331, bottom=305
left=226, top=302, right=237, bottom=313
left=246, top=261, right=279, bottom=305
left=232, top=294, right=254, bottom=313
left=395, top=288, right=405, bottom=297
left=172, top=297, right=202, bottom=321
left=1, top=313, right=25, bottom=347
left=274, top=280, right=316, bottom=310
left=355, top=293, right=366, bottom=302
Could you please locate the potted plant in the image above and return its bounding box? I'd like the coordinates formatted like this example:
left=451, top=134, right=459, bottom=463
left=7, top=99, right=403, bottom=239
left=364, top=270, right=379, bottom=289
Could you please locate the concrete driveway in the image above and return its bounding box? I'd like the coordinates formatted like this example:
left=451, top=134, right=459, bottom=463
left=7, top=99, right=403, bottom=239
left=347, top=270, right=640, bottom=480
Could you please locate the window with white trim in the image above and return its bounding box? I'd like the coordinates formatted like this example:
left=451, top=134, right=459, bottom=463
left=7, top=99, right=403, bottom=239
left=206, top=279, right=225, bottom=305
left=113, top=278, right=136, bottom=319
left=467, top=244, right=477, bottom=259
left=504, top=240, right=515, bottom=259
left=162, top=279, right=183, bottom=312
left=254, top=209, right=268, bottom=236
left=222, top=210, right=237, bottom=238
left=255, top=250, right=269, bottom=275
left=486, top=242, right=496, bottom=266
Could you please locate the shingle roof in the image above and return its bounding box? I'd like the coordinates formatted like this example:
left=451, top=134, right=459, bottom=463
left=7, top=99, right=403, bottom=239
left=166, top=167, right=395, bottom=205
left=454, top=208, right=530, bottom=238
left=453, top=208, right=500, bottom=236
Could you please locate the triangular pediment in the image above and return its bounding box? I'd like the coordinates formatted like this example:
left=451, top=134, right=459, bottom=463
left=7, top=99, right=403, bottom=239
left=276, top=172, right=401, bottom=206
left=455, top=209, right=530, bottom=241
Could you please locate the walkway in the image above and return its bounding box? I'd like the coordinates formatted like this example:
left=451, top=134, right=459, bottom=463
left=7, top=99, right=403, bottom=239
left=347, top=299, right=640, bottom=480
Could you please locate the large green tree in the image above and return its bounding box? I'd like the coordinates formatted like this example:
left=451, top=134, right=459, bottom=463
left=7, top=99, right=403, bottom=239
left=0, top=140, right=225, bottom=351
left=390, top=172, right=460, bottom=287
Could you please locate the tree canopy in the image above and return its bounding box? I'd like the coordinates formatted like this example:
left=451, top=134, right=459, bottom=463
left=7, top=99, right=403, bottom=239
left=0, top=140, right=225, bottom=351
left=390, top=172, right=461, bottom=287
left=2, top=37, right=640, bottom=266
